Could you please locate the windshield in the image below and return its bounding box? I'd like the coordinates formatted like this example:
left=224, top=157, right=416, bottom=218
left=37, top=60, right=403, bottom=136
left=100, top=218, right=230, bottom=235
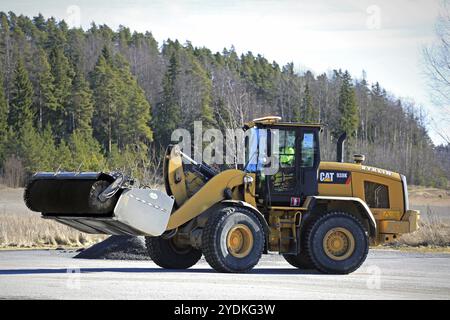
left=244, top=128, right=267, bottom=172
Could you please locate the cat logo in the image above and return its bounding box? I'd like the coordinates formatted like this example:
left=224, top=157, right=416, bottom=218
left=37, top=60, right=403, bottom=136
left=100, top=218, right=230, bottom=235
left=320, top=172, right=335, bottom=182
left=319, top=170, right=351, bottom=184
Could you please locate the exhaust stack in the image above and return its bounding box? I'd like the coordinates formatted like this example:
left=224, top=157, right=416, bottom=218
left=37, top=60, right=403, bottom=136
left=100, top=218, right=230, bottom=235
left=336, top=132, right=347, bottom=163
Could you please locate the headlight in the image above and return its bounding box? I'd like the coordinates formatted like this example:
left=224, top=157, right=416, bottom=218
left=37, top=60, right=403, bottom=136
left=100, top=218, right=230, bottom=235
left=401, top=174, right=409, bottom=211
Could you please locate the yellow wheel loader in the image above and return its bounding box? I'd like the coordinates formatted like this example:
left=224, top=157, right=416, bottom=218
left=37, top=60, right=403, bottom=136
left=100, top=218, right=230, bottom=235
left=24, top=116, right=420, bottom=274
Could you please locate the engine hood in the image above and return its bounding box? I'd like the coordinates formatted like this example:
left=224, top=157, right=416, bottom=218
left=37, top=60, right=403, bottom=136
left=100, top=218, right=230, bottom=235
left=319, top=161, right=402, bottom=182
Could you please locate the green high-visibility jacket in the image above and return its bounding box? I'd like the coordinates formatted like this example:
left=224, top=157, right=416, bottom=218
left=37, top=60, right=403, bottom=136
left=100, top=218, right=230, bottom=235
left=280, top=147, right=295, bottom=166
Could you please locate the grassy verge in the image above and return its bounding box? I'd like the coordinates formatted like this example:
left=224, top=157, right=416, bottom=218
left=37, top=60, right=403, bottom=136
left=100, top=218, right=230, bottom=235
left=0, top=213, right=106, bottom=249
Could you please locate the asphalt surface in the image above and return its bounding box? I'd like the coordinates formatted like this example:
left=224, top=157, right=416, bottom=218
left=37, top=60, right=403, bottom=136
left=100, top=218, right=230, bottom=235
left=0, top=249, right=449, bottom=299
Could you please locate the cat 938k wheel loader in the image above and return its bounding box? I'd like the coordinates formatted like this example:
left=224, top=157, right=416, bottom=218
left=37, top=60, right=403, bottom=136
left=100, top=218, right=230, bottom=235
left=24, top=116, right=420, bottom=274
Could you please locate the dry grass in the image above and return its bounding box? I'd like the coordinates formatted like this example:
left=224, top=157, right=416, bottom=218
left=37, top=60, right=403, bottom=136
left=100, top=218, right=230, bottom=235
left=408, top=185, right=450, bottom=199
left=0, top=213, right=106, bottom=248
left=0, top=184, right=106, bottom=248
left=390, top=207, right=450, bottom=248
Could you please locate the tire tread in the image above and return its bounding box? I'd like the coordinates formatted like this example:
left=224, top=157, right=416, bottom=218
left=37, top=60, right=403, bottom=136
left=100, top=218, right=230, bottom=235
left=305, top=211, right=369, bottom=274
left=145, top=236, right=201, bottom=269
left=202, top=206, right=264, bottom=273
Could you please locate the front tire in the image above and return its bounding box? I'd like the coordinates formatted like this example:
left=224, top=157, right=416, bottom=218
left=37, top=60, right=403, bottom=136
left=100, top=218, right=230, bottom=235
left=145, top=236, right=202, bottom=269
left=202, top=207, right=264, bottom=273
left=305, top=212, right=369, bottom=274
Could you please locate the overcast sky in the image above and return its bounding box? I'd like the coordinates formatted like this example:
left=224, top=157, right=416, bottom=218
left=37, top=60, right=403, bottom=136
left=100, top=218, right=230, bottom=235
left=1, top=0, right=447, bottom=144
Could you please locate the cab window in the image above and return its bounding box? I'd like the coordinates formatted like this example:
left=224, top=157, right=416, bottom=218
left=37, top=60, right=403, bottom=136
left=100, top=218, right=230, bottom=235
left=278, top=130, right=296, bottom=168
left=301, top=133, right=315, bottom=167
left=271, top=129, right=296, bottom=192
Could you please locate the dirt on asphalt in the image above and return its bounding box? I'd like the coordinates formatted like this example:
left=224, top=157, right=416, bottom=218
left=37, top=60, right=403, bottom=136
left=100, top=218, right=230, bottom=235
left=75, top=236, right=150, bottom=260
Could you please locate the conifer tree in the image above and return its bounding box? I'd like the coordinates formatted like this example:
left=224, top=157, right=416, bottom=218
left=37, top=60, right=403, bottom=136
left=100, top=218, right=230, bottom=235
left=66, top=28, right=86, bottom=71
left=32, top=13, right=46, bottom=32
left=40, top=124, right=57, bottom=168
left=153, top=52, right=181, bottom=147
left=0, top=72, right=8, bottom=162
left=191, top=58, right=215, bottom=128
left=55, top=139, right=72, bottom=170
left=91, top=51, right=119, bottom=153
left=0, top=13, right=12, bottom=102
left=34, top=48, right=56, bottom=130
left=114, top=54, right=153, bottom=146
left=292, top=103, right=302, bottom=122
left=19, top=120, right=55, bottom=171
left=121, top=82, right=153, bottom=145
left=70, top=72, right=94, bottom=134
left=92, top=50, right=153, bottom=152
left=338, top=71, right=359, bottom=137
left=303, top=83, right=316, bottom=123
left=48, top=46, right=74, bottom=139
left=108, top=143, right=150, bottom=180
left=68, top=129, right=106, bottom=171
left=8, top=57, right=34, bottom=133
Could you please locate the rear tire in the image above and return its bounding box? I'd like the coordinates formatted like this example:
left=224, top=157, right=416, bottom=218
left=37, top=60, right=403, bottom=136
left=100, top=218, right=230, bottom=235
left=202, top=207, right=264, bottom=273
left=305, top=212, right=369, bottom=274
left=145, top=236, right=202, bottom=269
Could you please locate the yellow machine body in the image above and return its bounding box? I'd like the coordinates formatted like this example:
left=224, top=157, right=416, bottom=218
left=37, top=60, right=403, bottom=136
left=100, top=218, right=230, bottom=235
left=164, top=143, right=419, bottom=252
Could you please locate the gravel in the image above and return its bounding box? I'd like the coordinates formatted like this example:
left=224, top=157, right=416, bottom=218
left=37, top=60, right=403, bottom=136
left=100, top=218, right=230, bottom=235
left=75, top=235, right=150, bottom=260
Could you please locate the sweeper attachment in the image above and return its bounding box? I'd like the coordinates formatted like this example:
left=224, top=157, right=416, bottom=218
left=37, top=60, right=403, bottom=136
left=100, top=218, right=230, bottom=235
left=24, top=171, right=174, bottom=236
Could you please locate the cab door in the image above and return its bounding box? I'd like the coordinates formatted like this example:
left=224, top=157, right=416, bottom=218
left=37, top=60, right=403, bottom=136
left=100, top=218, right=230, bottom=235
left=265, top=126, right=319, bottom=206
left=299, top=128, right=320, bottom=198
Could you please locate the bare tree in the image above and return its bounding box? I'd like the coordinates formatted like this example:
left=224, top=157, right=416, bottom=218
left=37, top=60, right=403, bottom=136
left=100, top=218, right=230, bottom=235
left=423, top=1, right=450, bottom=143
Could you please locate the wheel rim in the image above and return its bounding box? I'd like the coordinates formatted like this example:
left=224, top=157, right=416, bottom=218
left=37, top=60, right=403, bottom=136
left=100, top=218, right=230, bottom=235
left=322, top=227, right=355, bottom=261
left=226, top=224, right=254, bottom=258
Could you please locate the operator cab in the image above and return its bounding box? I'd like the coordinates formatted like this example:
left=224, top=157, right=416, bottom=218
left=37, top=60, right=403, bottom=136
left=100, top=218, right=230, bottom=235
left=244, top=117, right=322, bottom=207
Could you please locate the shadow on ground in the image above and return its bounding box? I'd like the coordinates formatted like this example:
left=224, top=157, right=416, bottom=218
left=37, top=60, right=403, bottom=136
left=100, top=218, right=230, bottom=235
left=0, top=267, right=320, bottom=275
